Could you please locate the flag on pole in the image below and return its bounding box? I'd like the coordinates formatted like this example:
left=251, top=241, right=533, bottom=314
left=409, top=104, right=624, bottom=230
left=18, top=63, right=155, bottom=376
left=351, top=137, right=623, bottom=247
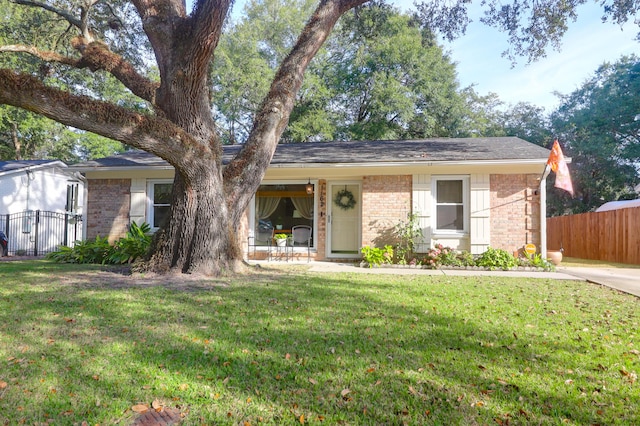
left=546, top=140, right=574, bottom=196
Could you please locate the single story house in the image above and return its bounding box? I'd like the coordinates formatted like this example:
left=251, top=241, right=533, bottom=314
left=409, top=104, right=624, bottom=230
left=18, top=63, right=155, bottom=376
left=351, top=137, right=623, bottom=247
left=0, top=160, right=85, bottom=255
left=69, top=137, right=554, bottom=261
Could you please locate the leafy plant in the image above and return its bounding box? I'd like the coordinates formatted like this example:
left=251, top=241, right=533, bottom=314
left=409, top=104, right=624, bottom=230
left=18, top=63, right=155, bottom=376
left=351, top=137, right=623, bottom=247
left=393, top=212, right=423, bottom=264
left=274, top=233, right=288, bottom=240
left=361, top=245, right=393, bottom=267
left=475, top=247, right=518, bottom=270
left=47, top=222, right=152, bottom=265
left=518, top=253, right=555, bottom=271
left=422, top=244, right=471, bottom=269
left=47, top=235, right=113, bottom=264
left=107, top=222, right=152, bottom=264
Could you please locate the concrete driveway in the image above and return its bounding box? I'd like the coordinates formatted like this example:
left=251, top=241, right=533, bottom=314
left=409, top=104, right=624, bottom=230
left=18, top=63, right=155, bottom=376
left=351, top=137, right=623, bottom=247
left=558, top=266, right=640, bottom=297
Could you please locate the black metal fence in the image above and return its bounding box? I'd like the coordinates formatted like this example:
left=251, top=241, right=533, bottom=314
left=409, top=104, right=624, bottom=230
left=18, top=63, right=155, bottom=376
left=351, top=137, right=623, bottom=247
left=0, top=210, right=83, bottom=256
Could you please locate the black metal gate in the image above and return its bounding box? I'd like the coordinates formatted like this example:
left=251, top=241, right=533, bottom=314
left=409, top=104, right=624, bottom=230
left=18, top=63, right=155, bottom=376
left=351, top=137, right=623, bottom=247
left=0, top=210, right=83, bottom=256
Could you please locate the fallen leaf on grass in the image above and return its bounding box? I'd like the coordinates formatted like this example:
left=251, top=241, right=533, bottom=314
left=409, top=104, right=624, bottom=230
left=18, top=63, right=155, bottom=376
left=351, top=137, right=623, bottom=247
left=0, top=381, right=7, bottom=389
left=152, top=399, right=162, bottom=409
left=341, top=388, right=351, bottom=397
left=132, top=404, right=149, bottom=413
left=308, top=378, right=318, bottom=385
left=299, top=414, right=305, bottom=424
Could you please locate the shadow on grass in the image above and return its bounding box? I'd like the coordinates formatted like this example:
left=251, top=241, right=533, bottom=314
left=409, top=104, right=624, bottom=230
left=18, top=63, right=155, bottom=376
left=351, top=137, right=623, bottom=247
left=0, top=261, right=637, bottom=425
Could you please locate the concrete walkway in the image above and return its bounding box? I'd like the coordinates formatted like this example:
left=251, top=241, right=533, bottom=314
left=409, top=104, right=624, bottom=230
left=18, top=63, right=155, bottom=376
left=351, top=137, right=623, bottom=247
left=558, top=266, right=640, bottom=297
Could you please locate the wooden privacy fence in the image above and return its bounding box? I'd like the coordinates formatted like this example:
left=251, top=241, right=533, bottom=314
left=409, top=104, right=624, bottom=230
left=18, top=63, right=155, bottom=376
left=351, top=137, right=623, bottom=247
left=547, top=206, right=640, bottom=265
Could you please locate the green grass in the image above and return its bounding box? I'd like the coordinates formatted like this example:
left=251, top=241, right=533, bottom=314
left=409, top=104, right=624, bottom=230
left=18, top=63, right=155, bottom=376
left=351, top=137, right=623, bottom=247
left=1, top=260, right=639, bottom=425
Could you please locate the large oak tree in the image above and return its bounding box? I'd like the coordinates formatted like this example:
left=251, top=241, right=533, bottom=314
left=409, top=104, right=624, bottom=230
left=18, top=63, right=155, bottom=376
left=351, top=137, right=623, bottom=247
left=0, top=0, right=637, bottom=275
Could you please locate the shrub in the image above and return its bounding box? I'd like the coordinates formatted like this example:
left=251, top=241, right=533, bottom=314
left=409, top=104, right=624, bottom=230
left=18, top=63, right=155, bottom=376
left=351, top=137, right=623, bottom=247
left=47, top=222, right=151, bottom=265
left=475, top=247, right=518, bottom=270
left=393, top=213, right=422, bottom=265
left=47, top=235, right=113, bottom=264
left=108, top=222, right=152, bottom=264
left=421, top=244, right=473, bottom=269
left=361, top=245, right=394, bottom=267
left=518, top=253, right=555, bottom=271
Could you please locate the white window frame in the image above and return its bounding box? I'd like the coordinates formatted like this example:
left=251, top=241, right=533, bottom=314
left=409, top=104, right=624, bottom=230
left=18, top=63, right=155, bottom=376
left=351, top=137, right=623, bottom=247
left=147, top=179, right=173, bottom=230
left=431, top=175, right=469, bottom=235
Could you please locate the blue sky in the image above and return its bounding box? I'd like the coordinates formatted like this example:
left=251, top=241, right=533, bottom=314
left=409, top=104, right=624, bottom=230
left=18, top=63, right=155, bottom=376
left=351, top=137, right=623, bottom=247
left=223, top=0, right=638, bottom=111
left=436, top=2, right=639, bottom=110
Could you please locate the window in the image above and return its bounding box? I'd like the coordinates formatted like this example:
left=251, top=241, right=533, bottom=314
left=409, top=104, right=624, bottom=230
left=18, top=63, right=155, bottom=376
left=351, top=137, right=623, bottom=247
left=66, top=184, right=79, bottom=213
left=433, top=177, right=468, bottom=233
left=148, top=181, right=172, bottom=229
left=253, top=183, right=315, bottom=247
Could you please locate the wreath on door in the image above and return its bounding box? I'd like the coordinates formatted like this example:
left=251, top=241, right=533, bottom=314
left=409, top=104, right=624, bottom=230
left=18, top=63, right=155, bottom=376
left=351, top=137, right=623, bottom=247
left=334, top=188, right=356, bottom=210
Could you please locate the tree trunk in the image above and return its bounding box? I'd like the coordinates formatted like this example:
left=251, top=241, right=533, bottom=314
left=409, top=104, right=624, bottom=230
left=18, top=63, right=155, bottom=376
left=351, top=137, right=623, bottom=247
left=145, top=163, right=245, bottom=275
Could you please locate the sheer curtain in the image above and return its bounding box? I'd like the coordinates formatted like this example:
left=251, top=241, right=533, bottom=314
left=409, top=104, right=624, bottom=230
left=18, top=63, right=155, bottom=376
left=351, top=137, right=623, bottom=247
left=256, top=197, right=280, bottom=219
left=291, top=197, right=313, bottom=219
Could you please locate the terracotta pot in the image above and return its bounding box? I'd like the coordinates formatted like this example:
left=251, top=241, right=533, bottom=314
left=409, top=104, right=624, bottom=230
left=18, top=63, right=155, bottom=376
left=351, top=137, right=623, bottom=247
left=547, top=250, right=563, bottom=265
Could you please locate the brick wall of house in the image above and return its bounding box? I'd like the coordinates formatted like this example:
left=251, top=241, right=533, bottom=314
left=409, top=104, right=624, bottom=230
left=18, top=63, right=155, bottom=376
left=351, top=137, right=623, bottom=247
left=490, top=174, right=541, bottom=253
left=86, top=179, right=131, bottom=243
left=361, top=175, right=412, bottom=247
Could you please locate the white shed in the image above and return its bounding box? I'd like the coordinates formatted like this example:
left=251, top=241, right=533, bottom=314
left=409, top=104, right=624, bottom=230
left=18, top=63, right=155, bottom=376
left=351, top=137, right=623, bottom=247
left=0, top=160, right=85, bottom=256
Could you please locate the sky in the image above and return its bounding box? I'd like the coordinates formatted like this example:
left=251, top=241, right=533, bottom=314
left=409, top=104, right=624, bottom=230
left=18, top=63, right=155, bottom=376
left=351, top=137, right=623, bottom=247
left=434, top=2, right=639, bottom=111
left=225, top=0, right=638, bottom=111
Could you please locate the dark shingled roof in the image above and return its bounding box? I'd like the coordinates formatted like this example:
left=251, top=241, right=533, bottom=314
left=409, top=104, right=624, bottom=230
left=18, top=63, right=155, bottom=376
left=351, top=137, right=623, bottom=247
left=70, top=137, right=551, bottom=170
left=0, top=160, right=63, bottom=173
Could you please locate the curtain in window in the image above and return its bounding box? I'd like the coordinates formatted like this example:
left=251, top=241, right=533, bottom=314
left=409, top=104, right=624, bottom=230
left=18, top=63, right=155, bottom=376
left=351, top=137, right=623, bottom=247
left=291, top=197, right=313, bottom=219
left=256, top=196, right=280, bottom=219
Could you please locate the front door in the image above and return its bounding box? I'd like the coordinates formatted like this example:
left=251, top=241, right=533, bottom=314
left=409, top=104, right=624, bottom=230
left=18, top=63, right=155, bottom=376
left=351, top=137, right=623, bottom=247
left=327, top=182, right=361, bottom=258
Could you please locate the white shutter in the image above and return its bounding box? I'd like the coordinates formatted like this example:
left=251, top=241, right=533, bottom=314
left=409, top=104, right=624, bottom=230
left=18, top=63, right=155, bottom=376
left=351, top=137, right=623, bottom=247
left=469, top=173, right=490, bottom=254
left=412, top=174, right=432, bottom=253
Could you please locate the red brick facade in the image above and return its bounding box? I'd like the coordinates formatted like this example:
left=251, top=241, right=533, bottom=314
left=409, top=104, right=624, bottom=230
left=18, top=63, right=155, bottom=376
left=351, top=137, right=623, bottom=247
left=86, top=179, right=131, bottom=243
left=86, top=173, right=541, bottom=259
left=361, top=175, right=412, bottom=247
left=489, top=174, right=541, bottom=252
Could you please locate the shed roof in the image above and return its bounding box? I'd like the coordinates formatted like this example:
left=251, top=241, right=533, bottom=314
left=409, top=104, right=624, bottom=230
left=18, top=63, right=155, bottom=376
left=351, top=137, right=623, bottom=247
left=70, top=137, right=552, bottom=171
left=0, top=160, right=67, bottom=176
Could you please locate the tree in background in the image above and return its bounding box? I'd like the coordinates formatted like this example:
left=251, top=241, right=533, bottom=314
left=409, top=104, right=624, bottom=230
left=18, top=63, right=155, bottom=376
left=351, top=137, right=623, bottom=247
left=550, top=56, right=640, bottom=214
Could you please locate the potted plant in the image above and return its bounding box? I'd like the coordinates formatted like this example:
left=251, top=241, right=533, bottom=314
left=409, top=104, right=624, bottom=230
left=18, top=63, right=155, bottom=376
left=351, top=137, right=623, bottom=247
left=274, top=233, right=288, bottom=247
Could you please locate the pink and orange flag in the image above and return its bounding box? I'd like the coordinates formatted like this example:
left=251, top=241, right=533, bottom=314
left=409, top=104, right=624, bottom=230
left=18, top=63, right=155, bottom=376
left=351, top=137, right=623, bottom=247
left=546, top=139, right=574, bottom=196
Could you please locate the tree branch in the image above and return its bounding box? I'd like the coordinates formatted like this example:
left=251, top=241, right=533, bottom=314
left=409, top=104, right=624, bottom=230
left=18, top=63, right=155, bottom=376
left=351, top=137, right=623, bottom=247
left=0, top=45, right=79, bottom=66
left=0, top=43, right=159, bottom=104
left=11, top=0, right=85, bottom=36
left=0, top=69, right=198, bottom=167
left=223, top=0, right=370, bottom=207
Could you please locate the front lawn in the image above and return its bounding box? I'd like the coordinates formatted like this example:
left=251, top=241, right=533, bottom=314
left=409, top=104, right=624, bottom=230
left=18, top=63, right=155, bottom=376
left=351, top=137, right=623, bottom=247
left=0, top=261, right=638, bottom=425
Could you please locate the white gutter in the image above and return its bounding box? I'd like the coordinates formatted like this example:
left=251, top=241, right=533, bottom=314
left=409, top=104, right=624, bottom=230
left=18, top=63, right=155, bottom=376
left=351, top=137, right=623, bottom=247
left=254, top=158, right=550, bottom=169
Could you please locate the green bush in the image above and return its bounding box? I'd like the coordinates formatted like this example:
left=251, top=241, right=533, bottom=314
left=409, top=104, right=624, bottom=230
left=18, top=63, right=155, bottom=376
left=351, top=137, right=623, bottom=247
left=518, top=253, right=555, bottom=271
left=46, top=235, right=113, bottom=264
left=361, top=245, right=393, bottom=267
left=393, top=213, right=423, bottom=265
left=421, top=244, right=473, bottom=269
left=108, top=222, right=152, bottom=264
left=47, top=222, right=151, bottom=265
left=475, top=247, right=518, bottom=270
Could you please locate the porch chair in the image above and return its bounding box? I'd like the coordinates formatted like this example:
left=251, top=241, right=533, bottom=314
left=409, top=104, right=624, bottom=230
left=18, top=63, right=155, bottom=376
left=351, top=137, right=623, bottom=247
left=248, top=222, right=274, bottom=261
left=290, top=225, right=312, bottom=262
